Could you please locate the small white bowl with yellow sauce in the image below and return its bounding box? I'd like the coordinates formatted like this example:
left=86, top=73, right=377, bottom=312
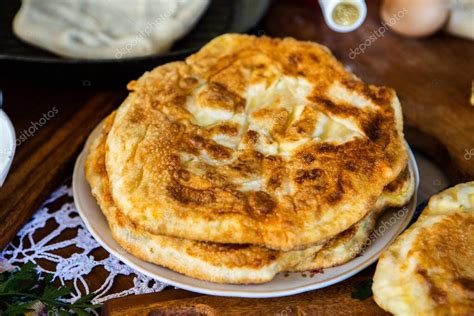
left=319, top=0, right=367, bottom=32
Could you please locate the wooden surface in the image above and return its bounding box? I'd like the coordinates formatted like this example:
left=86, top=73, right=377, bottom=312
left=0, top=0, right=472, bottom=314
left=102, top=275, right=387, bottom=315
left=0, top=84, right=124, bottom=249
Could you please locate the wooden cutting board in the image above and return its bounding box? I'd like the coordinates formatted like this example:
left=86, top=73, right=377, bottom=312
left=102, top=274, right=387, bottom=315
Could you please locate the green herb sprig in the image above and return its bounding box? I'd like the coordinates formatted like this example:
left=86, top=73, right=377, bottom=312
left=351, top=279, right=373, bottom=300
left=0, top=262, right=100, bottom=315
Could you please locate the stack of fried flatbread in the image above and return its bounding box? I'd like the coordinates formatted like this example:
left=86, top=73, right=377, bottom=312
left=85, top=34, right=415, bottom=284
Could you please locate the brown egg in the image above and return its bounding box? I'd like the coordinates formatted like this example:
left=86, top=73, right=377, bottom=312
left=380, top=0, right=449, bottom=38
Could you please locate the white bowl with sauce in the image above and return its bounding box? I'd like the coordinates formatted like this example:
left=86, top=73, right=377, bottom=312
left=319, top=0, right=367, bottom=32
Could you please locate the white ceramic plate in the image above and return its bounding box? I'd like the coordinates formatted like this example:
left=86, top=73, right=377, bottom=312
left=73, top=125, right=419, bottom=298
left=0, top=110, right=16, bottom=186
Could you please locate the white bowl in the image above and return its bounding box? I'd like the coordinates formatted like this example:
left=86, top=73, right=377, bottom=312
left=0, top=110, right=16, bottom=186
left=319, top=0, right=367, bottom=33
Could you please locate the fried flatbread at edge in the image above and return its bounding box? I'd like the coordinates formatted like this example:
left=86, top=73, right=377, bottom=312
left=373, top=182, right=474, bottom=315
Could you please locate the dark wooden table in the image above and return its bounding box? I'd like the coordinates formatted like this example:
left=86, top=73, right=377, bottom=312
left=1, top=0, right=473, bottom=314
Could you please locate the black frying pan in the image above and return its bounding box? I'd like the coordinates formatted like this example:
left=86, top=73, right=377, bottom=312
left=0, top=0, right=270, bottom=86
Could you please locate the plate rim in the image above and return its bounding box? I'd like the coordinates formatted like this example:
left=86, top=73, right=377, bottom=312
left=0, top=110, right=16, bottom=185
left=73, top=127, right=419, bottom=298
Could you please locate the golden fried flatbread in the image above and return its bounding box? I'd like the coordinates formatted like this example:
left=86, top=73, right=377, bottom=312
left=373, top=182, right=474, bottom=315
left=86, top=114, right=414, bottom=284
left=104, top=34, right=408, bottom=250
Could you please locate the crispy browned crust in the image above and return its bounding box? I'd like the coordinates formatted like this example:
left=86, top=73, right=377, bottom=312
left=105, top=34, right=408, bottom=250
left=373, top=182, right=474, bottom=315
left=86, top=114, right=413, bottom=283
left=86, top=115, right=322, bottom=283
left=415, top=212, right=474, bottom=310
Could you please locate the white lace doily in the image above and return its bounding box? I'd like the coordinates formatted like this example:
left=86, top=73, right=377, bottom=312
left=0, top=182, right=169, bottom=304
